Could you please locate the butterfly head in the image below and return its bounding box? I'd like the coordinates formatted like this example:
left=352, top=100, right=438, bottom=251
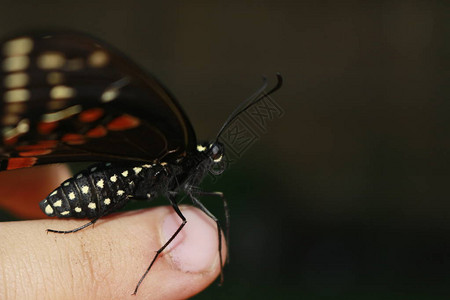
left=197, top=142, right=224, bottom=163
left=191, top=142, right=225, bottom=177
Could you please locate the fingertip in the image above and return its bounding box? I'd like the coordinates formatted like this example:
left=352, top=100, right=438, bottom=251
left=1, top=206, right=225, bottom=299
left=162, top=206, right=226, bottom=274
left=130, top=206, right=226, bottom=297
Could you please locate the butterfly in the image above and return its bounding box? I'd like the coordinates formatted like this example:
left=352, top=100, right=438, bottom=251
left=0, top=32, right=282, bottom=294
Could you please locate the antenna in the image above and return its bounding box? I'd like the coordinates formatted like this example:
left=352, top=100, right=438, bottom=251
left=215, top=73, right=283, bottom=141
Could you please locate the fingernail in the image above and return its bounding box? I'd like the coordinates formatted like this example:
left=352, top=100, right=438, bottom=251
left=162, top=207, right=219, bottom=273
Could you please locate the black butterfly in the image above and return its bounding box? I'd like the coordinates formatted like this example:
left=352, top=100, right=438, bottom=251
left=0, top=32, right=282, bottom=294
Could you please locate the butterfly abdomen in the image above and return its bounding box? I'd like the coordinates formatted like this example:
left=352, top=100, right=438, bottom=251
left=39, top=162, right=155, bottom=218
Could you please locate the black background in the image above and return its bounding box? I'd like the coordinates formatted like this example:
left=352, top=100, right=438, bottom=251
left=0, top=1, right=449, bottom=299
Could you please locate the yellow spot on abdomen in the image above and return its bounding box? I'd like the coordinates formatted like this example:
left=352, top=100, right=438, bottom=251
left=45, top=204, right=54, bottom=215
left=96, top=179, right=104, bottom=188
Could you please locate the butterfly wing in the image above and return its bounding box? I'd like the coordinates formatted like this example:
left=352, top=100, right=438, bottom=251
left=0, top=32, right=197, bottom=170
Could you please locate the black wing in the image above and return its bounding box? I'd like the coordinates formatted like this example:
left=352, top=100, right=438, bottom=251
left=0, top=32, right=196, bottom=170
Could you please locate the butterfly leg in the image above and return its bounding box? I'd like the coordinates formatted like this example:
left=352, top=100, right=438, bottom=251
left=188, top=192, right=226, bottom=284
left=47, top=220, right=96, bottom=234
left=47, top=196, right=131, bottom=234
left=133, top=194, right=186, bottom=295
left=191, top=190, right=229, bottom=263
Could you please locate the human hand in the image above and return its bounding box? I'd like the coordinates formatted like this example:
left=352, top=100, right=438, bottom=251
left=0, top=165, right=225, bottom=299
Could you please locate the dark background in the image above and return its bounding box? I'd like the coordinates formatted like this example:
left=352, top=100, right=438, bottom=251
left=1, top=1, right=449, bottom=299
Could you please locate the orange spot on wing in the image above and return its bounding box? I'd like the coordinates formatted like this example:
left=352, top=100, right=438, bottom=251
left=7, top=157, right=38, bottom=170
left=107, top=114, right=140, bottom=131
left=19, top=149, right=52, bottom=157
left=62, top=133, right=86, bottom=145
left=62, top=133, right=83, bottom=141
left=86, top=125, right=107, bottom=138
left=79, top=108, right=104, bottom=123
left=38, top=121, right=59, bottom=135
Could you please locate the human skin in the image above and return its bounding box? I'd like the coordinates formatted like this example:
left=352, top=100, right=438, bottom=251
left=0, top=165, right=225, bottom=299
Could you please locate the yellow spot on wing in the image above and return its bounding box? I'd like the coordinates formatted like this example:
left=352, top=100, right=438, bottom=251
left=41, top=105, right=82, bottom=122
left=3, top=37, right=33, bottom=56
left=3, top=89, right=30, bottom=103
left=2, top=118, right=29, bottom=139
left=50, top=85, right=76, bottom=99
left=2, top=56, right=29, bottom=72
left=4, top=72, right=29, bottom=88
left=37, top=52, right=66, bottom=69
left=101, top=88, right=119, bottom=102
left=88, top=50, right=109, bottom=68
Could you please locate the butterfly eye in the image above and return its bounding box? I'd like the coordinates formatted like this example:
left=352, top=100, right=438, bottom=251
left=209, top=142, right=224, bottom=162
